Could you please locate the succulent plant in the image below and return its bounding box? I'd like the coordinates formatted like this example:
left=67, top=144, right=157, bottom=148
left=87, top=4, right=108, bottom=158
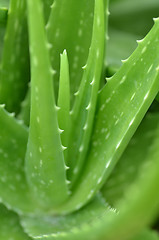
left=0, top=0, right=159, bottom=239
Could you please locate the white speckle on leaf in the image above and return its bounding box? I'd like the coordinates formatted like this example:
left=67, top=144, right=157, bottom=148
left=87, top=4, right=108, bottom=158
left=79, top=145, right=84, bottom=152
left=120, top=76, right=126, bottom=85
left=33, top=56, right=38, bottom=66
left=97, top=177, right=102, bottom=184
left=78, top=28, right=82, bottom=37
left=144, top=91, right=149, bottom=100
left=100, top=104, right=105, bottom=111
left=147, top=64, right=153, bottom=73
left=105, top=160, right=111, bottom=169
left=129, top=117, right=135, bottom=127
left=37, top=116, right=40, bottom=123
left=105, top=132, right=110, bottom=140
left=106, top=97, right=111, bottom=103
left=142, top=46, right=147, bottom=54
left=131, top=93, right=136, bottom=101
left=116, top=140, right=122, bottom=150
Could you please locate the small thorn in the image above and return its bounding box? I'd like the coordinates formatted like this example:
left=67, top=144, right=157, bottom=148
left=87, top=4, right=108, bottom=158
left=86, top=103, right=91, bottom=110
left=50, top=68, right=56, bottom=75
left=63, top=49, right=67, bottom=55
left=121, top=59, right=128, bottom=63
left=106, top=76, right=112, bottom=82
left=90, top=78, right=95, bottom=85
left=0, top=104, right=5, bottom=108
left=65, top=165, right=69, bottom=170
left=83, top=123, right=88, bottom=130
left=107, top=10, right=110, bottom=16
left=74, top=90, right=79, bottom=96
left=58, top=128, right=64, bottom=133
left=66, top=180, right=71, bottom=184
left=55, top=105, right=60, bottom=111
left=136, top=39, right=144, bottom=43
left=70, top=110, right=73, bottom=115
left=82, top=64, right=87, bottom=69
left=153, top=17, right=159, bottom=23
left=62, top=145, right=67, bottom=151
left=9, top=112, right=15, bottom=117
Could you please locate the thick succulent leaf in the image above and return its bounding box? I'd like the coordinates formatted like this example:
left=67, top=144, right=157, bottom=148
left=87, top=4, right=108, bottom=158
left=46, top=0, right=94, bottom=103
left=57, top=50, right=70, bottom=155
left=25, top=0, right=69, bottom=209
left=0, top=0, right=30, bottom=113
left=54, top=18, right=159, bottom=214
left=101, top=112, right=159, bottom=205
left=20, top=195, right=113, bottom=239
left=0, top=204, right=31, bottom=240
left=0, top=106, right=41, bottom=215
left=32, top=121, right=159, bottom=239
left=67, top=0, right=106, bottom=186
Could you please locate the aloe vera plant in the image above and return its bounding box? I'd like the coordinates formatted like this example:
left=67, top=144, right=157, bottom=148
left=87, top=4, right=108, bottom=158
left=0, top=0, right=159, bottom=239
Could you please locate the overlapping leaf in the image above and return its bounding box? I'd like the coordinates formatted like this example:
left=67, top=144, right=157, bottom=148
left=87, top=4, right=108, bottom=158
left=54, top=18, right=159, bottom=214
left=0, top=0, right=30, bottom=113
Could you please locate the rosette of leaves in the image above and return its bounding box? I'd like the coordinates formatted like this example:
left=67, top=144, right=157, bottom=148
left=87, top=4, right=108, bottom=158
left=0, top=0, right=159, bottom=239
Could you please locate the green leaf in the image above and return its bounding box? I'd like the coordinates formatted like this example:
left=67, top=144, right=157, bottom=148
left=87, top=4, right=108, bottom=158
left=0, top=0, right=30, bottom=113
left=46, top=0, right=94, bottom=103
left=25, top=0, right=69, bottom=210
left=66, top=0, right=106, bottom=187
left=0, top=204, right=31, bottom=240
left=20, top=195, right=112, bottom=239
left=57, top=50, right=70, bottom=158
left=0, top=106, right=40, bottom=215
left=54, top=17, right=159, bottom=214
left=101, top=112, right=159, bottom=205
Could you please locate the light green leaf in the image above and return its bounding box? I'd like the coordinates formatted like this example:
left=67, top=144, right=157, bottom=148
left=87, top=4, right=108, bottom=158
left=25, top=0, right=69, bottom=210
left=0, top=204, right=31, bottom=240
left=101, top=112, right=159, bottom=205
left=0, top=106, right=40, bottom=215
left=46, top=0, right=94, bottom=103
left=20, top=195, right=112, bottom=240
left=57, top=50, right=70, bottom=157
left=0, top=0, right=30, bottom=113
left=54, top=17, right=159, bottom=214
left=66, top=0, right=106, bottom=187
